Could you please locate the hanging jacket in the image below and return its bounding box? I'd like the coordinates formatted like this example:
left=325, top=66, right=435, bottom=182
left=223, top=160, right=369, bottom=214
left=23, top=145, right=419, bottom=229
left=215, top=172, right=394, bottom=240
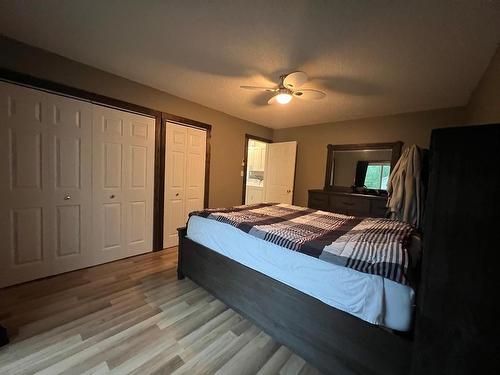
left=386, top=145, right=422, bottom=228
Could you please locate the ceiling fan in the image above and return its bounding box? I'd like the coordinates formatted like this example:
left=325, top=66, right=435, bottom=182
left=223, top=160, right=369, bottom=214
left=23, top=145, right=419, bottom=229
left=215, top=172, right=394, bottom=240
left=240, top=71, right=326, bottom=105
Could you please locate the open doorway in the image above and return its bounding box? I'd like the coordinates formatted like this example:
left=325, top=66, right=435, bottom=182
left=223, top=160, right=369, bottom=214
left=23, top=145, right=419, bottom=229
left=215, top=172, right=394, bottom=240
left=242, top=135, right=272, bottom=204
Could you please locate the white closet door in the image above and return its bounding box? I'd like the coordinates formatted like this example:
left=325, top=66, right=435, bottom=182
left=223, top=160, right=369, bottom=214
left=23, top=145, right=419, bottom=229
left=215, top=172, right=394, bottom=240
left=47, top=94, right=94, bottom=274
left=264, top=141, right=297, bottom=204
left=0, top=82, right=155, bottom=288
left=185, top=127, right=207, bottom=217
left=0, top=82, right=93, bottom=287
left=92, top=106, right=155, bottom=263
left=163, top=123, right=187, bottom=249
left=163, top=123, right=206, bottom=249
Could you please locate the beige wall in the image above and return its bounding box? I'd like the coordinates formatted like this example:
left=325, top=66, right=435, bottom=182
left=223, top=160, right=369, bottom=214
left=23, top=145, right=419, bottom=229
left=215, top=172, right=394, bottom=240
left=465, top=45, right=500, bottom=124
left=273, top=108, right=465, bottom=206
left=0, top=36, right=272, bottom=208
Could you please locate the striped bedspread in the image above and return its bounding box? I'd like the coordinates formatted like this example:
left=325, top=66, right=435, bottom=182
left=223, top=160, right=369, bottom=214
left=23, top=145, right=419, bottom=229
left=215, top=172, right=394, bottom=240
left=189, top=203, right=417, bottom=286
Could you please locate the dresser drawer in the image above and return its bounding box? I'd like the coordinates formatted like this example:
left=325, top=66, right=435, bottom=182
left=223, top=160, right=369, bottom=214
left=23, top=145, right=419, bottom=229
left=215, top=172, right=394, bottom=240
left=329, top=195, right=352, bottom=210
left=370, top=198, right=388, bottom=218
left=308, top=190, right=385, bottom=218
left=348, top=198, right=371, bottom=217
left=308, top=192, right=329, bottom=210
left=330, top=195, right=370, bottom=216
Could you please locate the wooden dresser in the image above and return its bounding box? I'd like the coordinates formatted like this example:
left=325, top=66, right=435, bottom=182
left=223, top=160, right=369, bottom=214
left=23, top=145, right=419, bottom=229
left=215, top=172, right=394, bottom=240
left=308, top=189, right=388, bottom=217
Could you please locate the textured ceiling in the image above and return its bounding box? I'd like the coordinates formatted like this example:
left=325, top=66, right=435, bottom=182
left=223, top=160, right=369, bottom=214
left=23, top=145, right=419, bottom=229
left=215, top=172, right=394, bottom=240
left=1, top=0, right=499, bottom=129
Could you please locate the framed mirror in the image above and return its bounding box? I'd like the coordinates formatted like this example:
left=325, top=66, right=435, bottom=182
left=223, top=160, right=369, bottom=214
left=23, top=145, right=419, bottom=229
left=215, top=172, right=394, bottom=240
left=324, top=142, right=403, bottom=194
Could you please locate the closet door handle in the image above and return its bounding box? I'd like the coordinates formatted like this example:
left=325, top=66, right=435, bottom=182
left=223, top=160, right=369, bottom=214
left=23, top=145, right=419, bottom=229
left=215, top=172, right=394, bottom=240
left=176, top=193, right=180, bottom=197
left=110, top=194, right=115, bottom=199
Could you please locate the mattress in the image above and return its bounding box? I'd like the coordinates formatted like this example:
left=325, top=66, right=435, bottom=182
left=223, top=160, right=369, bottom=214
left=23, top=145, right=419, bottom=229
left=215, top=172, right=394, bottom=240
left=187, top=215, right=416, bottom=331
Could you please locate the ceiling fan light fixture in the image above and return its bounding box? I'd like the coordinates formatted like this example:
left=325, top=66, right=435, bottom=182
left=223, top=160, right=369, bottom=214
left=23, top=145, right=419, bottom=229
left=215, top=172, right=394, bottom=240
left=275, top=89, right=293, bottom=104
left=241, top=71, right=325, bottom=105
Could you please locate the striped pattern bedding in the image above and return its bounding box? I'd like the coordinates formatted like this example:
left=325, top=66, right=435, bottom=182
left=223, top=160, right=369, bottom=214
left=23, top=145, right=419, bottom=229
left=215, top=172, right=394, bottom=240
left=189, top=203, right=417, bottom=285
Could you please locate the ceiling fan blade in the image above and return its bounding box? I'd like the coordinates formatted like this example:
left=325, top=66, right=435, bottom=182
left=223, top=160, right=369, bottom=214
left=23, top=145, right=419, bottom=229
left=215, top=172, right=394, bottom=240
left=267, top=95, right=278, bottom=105
left=293, top=89, right=326, bottom=100
left=240, top=85, right=277, bottom=92
left=283, top=71, right=308, bottom=89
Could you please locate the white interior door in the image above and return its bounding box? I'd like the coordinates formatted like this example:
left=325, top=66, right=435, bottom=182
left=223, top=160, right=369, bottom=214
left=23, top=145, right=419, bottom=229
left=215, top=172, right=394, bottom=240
left=0, top=82, right=93, bottom=287
left=247, top=144, right=256, bottom=170
left=92, top=106, right=155, bottom=263
left=264, top=141, right=297, bottom=204
left=163, top=123, right=206, bottom=248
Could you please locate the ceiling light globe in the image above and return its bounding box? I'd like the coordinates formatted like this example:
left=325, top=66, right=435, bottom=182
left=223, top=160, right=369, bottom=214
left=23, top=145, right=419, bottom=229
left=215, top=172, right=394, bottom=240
left=276, top=93, right=292, bottom=104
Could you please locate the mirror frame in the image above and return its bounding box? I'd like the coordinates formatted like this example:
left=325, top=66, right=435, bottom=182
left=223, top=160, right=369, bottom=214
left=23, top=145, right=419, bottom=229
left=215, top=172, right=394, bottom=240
left=324, top=141, right=403, bottom=191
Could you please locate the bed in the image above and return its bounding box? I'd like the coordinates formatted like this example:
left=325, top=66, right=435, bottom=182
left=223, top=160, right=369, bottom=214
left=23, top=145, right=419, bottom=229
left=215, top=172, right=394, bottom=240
left=177, top=203, right=420, bottom=375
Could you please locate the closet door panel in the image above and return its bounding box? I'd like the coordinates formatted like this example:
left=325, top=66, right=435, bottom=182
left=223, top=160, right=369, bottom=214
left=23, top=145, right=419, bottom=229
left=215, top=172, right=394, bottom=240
left=92, top=106, right=154, bottom=261
left=55, top=204, right=81, bottom=257
left=185, top=128, right=206, bottom=218
left=93, top=109, right=125, bottom=262
left=163, top=124, right=187, bottom=248
left=103, top=143, right=123, bottom=188
left=0, top=82, right=93, bottom=287
left=125, top=115, right=154, bottom=257
left=103, top=202, right=122, bottom=250
left=163, top=124, right=206, bottom=248
left=130, top=145, right=147, bottom=188
left=129, top=200, right=146, bottom=245
left=11, top=207, right=44, bottom=264
left=10, top=130, right=43, bottom=190
left=0, top=83, right=49, bottom=288
left=47, top=94, right=93, bottom=274
left=55, top=136, right=81, bottom=188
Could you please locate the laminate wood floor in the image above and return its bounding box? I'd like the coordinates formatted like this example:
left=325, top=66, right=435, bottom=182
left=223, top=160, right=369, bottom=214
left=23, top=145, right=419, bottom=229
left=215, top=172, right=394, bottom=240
left=0, top=248, right=322, bottom=375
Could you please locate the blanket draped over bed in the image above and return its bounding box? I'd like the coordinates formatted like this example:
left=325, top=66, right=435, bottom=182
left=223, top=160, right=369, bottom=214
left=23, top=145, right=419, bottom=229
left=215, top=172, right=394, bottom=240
left=189, top=203, right=416, bottom=286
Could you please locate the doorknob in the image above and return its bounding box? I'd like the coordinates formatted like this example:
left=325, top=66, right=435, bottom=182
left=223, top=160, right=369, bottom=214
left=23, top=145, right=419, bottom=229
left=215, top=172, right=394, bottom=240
left=176, top=193, right=179, bottom=197
left=64, top=195, right=71, bottom=200
left=110, top=194, right=115, bottom=199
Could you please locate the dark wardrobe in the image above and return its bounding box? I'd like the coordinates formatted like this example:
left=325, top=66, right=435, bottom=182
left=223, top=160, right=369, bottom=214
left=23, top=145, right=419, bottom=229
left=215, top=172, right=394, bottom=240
left=412, top=124, right=500, bottom=374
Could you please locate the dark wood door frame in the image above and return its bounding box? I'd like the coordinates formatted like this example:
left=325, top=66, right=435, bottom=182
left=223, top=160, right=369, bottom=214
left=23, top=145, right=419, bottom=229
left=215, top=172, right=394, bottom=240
left=0, top=68, right=212, bottom=253
left=242, top=134, right=272, bottom=204
left=158, top=113, right=212, bottom=250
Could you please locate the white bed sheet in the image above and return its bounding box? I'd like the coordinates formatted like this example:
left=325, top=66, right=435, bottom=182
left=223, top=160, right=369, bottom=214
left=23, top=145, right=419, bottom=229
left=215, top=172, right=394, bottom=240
left=187, top=215, right=415, bottom=331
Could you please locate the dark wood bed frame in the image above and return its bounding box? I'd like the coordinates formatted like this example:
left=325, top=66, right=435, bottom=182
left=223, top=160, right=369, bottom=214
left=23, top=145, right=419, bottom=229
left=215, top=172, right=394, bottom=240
left=177, top=227, right=412, bottom=375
